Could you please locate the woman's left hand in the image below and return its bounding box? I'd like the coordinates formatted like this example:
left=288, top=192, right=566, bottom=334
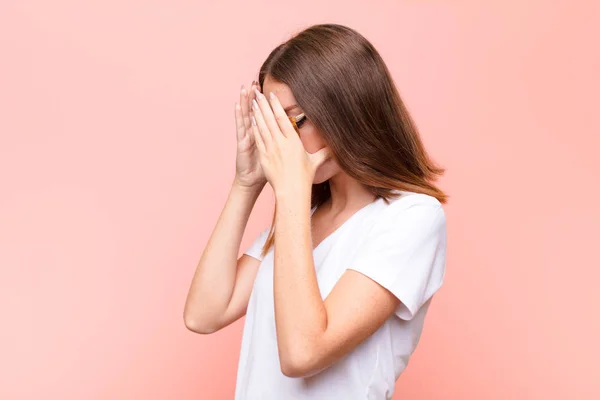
left=250, top=89, right=331, bottom=197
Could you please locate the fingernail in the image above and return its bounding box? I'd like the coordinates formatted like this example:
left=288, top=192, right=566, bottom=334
left=269, top=92, right=276, bottom=100
left=241, top=87, right=246, bottom=96
left=252, top=99, right=258, bottom=109
left=254, top=88, right=262, bottom=98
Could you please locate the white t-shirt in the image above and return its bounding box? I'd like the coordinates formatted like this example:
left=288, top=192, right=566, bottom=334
left=235, top=190, right=447, bottom=399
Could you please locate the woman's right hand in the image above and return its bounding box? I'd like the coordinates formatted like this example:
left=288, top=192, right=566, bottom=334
left=234, top=81, right=267, bottom=191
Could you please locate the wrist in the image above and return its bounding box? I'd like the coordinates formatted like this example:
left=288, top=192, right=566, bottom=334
left=275, top=184, right=311, bottom=205
left=231, top=178, right=264, bottom=198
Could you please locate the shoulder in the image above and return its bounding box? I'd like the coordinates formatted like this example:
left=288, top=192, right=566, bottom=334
left=383, top=190, right=445, bottom=223
left=360, top=190, right=447, bottom=241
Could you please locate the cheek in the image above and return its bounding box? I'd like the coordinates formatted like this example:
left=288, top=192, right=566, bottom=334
left=299, top=127, right=326, bottom=153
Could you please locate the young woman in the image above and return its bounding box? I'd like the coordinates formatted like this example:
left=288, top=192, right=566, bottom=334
left=184, top=23, right=448, bottom=399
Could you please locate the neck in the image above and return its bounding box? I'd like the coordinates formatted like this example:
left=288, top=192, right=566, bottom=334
left=325, top=171, right=377, bottom=215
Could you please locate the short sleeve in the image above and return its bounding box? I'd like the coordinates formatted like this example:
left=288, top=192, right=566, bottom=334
left=347, top=201, right=447, bottom=321
left=243, top=226, right=271, bottom=261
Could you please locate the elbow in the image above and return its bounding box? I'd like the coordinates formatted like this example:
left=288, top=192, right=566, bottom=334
left=280, top=359, right=309, bottom=378
left=183, top=301, right=222, bottom=334
left=183, top=314, right=219, bottom=335
left=279, top=348, right=318, bottom=378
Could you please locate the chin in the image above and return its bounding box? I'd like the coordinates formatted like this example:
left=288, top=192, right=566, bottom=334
left=312, top=162, right=339, bottom=184
left=313, top=175, right=329, bottom=185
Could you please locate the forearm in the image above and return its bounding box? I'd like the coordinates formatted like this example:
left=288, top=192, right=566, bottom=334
left=273, top=189, right=328, bottom=371
left=184, top=179, right=263, bottom=330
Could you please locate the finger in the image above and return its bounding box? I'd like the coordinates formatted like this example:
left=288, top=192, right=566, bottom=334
left=250, top=114, right=266, bottom=154
left=235, top=102, right=245, bottom=141
left=240, top=85, right=251, bottom=132
left=252, top=99, right=273, bottom=152
left=309, top=146, right=332, bottom=168
left=253, top=89, right=282, bottom=141
left=247, top=82, right=259, bottom=124
left=266, top=91, right=298, bottom=139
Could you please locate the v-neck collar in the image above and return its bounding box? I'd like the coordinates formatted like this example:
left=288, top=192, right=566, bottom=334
left=310, top=198, right=380, bottom=253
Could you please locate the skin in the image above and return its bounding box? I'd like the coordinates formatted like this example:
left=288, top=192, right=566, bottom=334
left=245, top=75, right=402, bottom=378
left=184, top=80, right=267, bottom=335
left=183, top=76, right=402, bottom=379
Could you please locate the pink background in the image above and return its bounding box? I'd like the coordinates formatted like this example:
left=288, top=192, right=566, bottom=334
left=1, top=1, right=599, bottom=399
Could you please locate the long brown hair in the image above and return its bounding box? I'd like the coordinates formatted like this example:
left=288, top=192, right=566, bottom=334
left=256, top=23, right=448, bottom=258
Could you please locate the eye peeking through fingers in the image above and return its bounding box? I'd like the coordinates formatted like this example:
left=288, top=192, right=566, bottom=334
left=290, top=113, right=307, bottom=134
left=296, top=115, right=307, bottom=128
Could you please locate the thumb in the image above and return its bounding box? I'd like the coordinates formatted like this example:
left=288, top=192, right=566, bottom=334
left=309, top=146, right=332, bottom=170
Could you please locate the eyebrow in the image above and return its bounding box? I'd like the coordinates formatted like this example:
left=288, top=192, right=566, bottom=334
left=284, top=104, right=300, bottom=113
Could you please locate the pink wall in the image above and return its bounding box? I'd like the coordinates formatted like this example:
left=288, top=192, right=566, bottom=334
left=1, top=1, right=598, bottom=398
